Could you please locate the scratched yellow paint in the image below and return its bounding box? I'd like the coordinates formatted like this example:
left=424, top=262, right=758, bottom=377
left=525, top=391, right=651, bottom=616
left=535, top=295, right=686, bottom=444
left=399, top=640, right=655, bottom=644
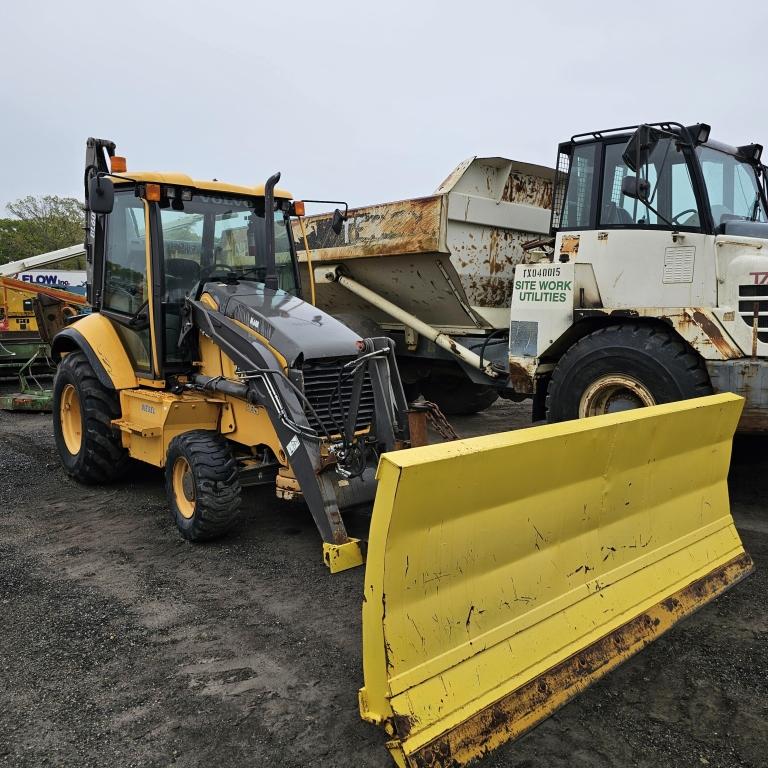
left=359, top=394, right=750, bottom=767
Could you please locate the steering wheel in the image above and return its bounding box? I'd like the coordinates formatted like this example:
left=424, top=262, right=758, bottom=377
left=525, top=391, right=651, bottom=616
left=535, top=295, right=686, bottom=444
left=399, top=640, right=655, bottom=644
left=671, top=208, right=698, bottom=225
left=200, top=262, right=237, bottom=280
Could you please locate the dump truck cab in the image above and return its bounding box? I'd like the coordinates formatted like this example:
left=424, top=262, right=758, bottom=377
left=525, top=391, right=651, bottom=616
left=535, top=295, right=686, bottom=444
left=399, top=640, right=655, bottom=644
left=52, top=138, right=410, bottom=570
left=508, top=122, right=768, bottom=430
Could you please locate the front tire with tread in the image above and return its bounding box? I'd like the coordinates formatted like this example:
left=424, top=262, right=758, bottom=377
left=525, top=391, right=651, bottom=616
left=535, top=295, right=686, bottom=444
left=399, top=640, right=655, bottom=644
left=165, top=430, right=242, bottom=542
left=546, top=323, right=712, bottom=422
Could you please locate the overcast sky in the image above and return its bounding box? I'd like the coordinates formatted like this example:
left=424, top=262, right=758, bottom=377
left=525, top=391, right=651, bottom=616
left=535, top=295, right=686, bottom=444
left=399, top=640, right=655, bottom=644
left=1, top=1, right=767, bottom=215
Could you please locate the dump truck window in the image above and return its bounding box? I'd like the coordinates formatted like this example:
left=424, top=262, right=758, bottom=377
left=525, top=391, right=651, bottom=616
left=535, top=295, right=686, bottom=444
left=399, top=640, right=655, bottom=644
left=697, top=145, right=767, bottom=226
left=561, top=144, right=596, bottom=228
left=103, top=191, right=152, bottom=371
left=600, top=139, right=699, bottom=228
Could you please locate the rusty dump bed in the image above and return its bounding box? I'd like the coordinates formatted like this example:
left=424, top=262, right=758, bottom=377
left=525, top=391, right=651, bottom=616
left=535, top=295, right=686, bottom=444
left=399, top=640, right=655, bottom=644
left=291, top=158, right=554, bottom=333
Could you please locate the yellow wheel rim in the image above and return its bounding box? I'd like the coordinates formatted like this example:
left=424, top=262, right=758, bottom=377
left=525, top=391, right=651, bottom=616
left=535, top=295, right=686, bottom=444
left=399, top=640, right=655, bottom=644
left=172, top=457, right=196, bottom=519
left=578, top=374, right=656, bottom=418
left=60, top=383, right=83, bottom=455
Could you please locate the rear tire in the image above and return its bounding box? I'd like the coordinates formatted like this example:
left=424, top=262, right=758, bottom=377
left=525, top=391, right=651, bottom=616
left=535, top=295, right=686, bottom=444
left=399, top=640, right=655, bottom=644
left=421, top=370, right=499, bottom=415
left=53, top=350, right=129, bottom=483
left=546, top=324, right=712, bottom=422
left=165, top=430, right=242, bottom=541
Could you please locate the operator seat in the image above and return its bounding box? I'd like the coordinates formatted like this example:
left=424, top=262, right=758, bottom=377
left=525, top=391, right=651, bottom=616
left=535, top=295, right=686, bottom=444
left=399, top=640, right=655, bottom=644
left=165, top=258, right=201, bottom=302
left=164, top=258, right=200, bottom=360
left=602, top=201, right=634, bottom=225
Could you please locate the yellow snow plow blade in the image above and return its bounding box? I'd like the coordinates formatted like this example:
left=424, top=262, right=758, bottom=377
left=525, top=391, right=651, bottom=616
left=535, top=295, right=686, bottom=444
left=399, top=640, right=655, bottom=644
left=360, top=393, right=752, bottom=767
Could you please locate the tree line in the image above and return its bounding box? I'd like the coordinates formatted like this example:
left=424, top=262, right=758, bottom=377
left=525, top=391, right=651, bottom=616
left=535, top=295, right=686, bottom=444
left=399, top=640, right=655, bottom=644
left=0, top=195, right=84, bottom=266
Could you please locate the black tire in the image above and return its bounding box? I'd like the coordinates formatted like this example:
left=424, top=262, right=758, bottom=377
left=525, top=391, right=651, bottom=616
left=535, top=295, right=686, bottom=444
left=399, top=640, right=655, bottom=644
left=53, top=350, right=129, bottom=483
left=165, top=430, right=242, bottom=541
left=421, top=370, right=499, bottom=415
left=546, top=323, right=712, bottom=422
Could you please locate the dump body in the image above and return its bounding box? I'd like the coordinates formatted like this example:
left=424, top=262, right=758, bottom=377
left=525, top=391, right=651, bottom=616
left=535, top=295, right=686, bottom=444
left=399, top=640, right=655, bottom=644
left=292, top=158, right=553, bottom=335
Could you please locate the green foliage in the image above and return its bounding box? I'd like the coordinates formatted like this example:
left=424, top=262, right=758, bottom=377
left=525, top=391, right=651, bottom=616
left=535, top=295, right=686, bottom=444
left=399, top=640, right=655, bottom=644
left=0, top=195, right=83, bottom=265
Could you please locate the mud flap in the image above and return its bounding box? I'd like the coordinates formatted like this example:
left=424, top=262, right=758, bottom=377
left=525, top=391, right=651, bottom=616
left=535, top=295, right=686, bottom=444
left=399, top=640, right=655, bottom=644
left=360, top=393, right=753, bottom=767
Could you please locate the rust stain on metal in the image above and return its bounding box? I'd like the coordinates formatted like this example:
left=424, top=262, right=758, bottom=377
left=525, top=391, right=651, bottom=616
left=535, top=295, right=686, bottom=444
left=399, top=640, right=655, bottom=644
left=408, top=552, right=753, bottom=768
left=685, top=309, right=742, bottom=360
left=463, top=276, right=514, bottom=308
left=292, top=196, right=443, bottom=262
left=501, top=171, right=553, bottom=209
left=391, top=713, right=414, bottom=741
left=508, top=360, right=534, bottom=394
left=559, top=234, right=580, bottom=256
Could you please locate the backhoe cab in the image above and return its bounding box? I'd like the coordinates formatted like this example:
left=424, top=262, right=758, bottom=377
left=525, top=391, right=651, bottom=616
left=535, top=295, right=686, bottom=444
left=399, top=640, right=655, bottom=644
left=509, top=121, right=768, bottom=430
left=52, top=138, right=411, bottom=571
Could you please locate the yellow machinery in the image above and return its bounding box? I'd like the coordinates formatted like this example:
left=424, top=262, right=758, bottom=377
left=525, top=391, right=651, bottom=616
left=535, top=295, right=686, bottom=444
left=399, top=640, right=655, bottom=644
left=0, top=276, right=87, bottom=411
left=360, top=393, right=751, bottom=766
left=52, top=138, right=411, bottom=571
left=50, top=139, right=752, bottom=765
left=0, top=276, right=85, bottom=369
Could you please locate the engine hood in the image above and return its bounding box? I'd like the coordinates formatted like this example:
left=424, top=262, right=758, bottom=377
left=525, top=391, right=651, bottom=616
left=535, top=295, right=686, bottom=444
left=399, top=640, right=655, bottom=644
left=720, top=220, right=768, bottom=239
left=201, top=280, right=362, bottom=365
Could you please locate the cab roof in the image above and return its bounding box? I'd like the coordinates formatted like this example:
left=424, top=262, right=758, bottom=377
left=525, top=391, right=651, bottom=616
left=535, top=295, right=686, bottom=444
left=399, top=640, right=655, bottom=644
left=112, top=170, right=293, bottom=199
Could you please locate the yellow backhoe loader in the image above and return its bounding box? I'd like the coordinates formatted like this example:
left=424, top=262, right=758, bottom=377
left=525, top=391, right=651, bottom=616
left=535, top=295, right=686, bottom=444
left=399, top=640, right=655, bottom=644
left=52, top=138, right=412, bottom=571
left=51, top=139, right=753, bottom=767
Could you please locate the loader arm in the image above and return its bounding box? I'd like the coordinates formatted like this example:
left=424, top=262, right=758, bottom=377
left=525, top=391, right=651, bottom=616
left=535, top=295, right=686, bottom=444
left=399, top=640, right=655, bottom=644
left=186, top=298, right=408, bottom=564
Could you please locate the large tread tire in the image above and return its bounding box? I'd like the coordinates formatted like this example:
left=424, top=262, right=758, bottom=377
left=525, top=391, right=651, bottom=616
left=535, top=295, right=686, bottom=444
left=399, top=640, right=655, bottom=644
left=546, top=323, right=712, bottom=422
left=165, top=430, right=242, bottom=542
left=53, top=350, right=130, bottom=484
left=421, top=371, right=499, bottom=415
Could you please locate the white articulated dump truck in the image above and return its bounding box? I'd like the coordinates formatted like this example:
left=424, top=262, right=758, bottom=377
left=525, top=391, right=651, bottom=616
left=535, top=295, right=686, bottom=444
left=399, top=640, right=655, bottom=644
left=506, top=122, right=768, bottom=430
left=292, top=158, right=554, bottom=414
left=295, top=122, right=768, bottom=430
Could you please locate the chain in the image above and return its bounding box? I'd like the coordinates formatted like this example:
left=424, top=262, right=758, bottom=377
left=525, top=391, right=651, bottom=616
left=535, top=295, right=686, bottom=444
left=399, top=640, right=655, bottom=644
left=421, top=400, right=460, bottom=441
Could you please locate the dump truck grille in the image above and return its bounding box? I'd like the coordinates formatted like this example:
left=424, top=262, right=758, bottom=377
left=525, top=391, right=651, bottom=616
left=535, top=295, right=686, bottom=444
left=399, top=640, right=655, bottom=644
left=301, top=360, right=376, bottom=436
left=738, top=283, right=768, bottom=343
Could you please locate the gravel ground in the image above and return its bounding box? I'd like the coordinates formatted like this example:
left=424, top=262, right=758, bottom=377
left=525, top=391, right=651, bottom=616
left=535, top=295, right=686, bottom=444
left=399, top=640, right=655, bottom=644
left=0, top=387, right=766, bottom=768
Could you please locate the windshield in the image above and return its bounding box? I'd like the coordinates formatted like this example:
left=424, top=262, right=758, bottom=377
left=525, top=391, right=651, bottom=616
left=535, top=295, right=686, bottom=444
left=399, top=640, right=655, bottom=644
left=158, top=194, right=297, bottom=298
left=599, top=138, right=698, bottom=228
left=696, top=146, right=767, bottom=227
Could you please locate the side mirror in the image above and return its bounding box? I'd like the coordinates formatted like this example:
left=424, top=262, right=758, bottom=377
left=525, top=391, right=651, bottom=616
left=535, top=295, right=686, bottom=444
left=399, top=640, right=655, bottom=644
left=88, top=176, right=114, bottom=214
left=331, top=208, right=346, bottom=236
left=621, top=175, right=651, bottom=200
left=622, top=125, right=659, bottom=173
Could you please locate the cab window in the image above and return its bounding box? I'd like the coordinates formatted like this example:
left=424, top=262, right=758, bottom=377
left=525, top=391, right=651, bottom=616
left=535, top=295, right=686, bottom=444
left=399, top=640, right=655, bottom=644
left=157, top=196, right=299, bottom=365
left=102, top=191, right=152, bottom=371
left=561, top=144, right=597, bottom=228
left=600, top=139, right=700, bottom=228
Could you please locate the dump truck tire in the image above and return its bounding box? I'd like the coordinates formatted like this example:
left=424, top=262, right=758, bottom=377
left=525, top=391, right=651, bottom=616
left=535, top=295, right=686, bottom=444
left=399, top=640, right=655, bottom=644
left=165, top=430, right=242, bottom=541
left=546, top=323, right=712, bottom=422
left=53, top=350, right=129, bottom=484
left=421, top=371, right=498, bottom=415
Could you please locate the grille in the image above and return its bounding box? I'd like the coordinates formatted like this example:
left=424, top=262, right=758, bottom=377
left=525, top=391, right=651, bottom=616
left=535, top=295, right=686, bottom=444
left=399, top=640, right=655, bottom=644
left=737, top=282, right=768, bottom=343
left=301, top=359, right=376, bottom=436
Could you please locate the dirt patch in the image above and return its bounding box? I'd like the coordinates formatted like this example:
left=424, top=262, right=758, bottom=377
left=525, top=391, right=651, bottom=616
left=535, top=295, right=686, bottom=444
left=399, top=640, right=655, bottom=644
left=0, top=394, right=766, bottom=767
